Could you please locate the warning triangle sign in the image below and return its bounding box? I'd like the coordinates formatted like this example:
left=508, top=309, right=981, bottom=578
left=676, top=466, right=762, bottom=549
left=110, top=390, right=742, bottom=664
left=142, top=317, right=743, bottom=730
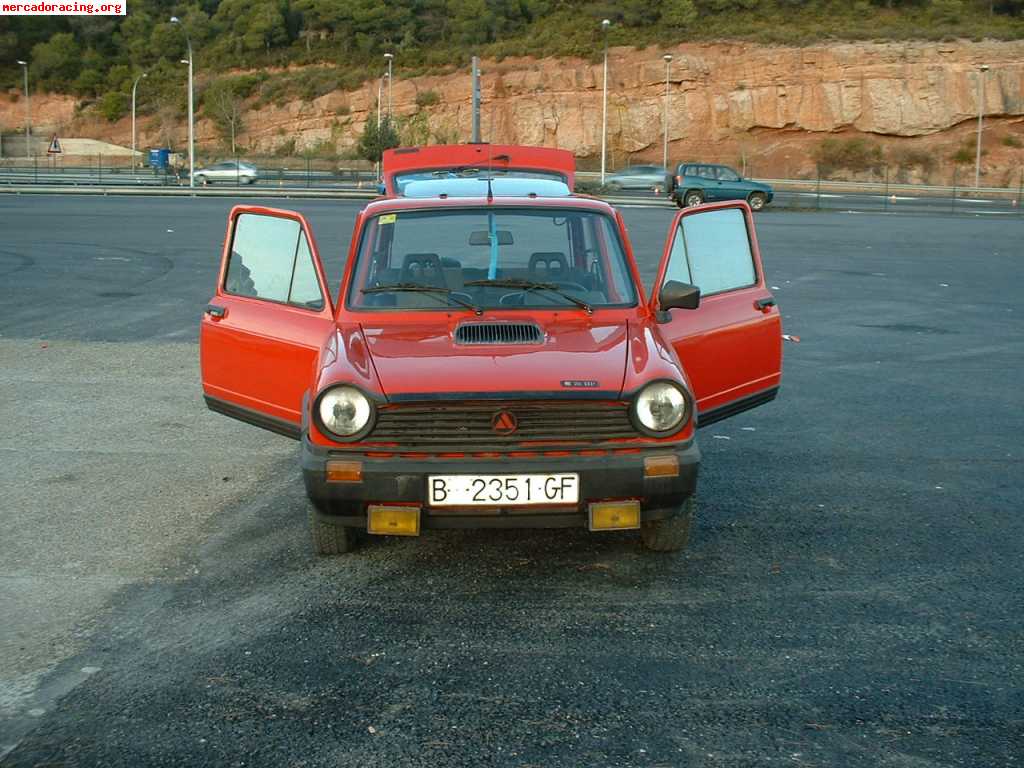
left=47, top=135, right=63, bottom=155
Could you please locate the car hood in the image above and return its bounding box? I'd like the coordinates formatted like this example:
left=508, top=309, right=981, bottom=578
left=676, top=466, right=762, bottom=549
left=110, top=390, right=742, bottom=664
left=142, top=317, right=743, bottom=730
left=360, top=317, right=629, bottom=400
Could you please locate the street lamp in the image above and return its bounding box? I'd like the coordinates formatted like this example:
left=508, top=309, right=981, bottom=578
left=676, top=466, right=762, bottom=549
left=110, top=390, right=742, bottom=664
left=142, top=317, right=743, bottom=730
left=600, top=19, right=610, bottom=185
left=170, top=16, right=194, bottom=188
left=975, top=63, right=989, bottom=189
left=16, top=60, right=30, bottom=160
left=384, top=52, right=394, bottom=117
left=662, top=54, right=673, bottom=171
left=131, top=72, right=147, bottom=169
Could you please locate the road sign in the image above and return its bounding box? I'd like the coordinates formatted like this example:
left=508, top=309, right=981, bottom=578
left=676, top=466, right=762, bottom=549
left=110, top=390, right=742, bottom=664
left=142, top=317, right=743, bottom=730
left=47, top=136, right=63, bottom=155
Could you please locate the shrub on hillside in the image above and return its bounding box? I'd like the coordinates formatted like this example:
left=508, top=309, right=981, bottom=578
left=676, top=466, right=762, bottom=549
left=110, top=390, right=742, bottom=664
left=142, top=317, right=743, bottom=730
left=98, top=91, right=129, bottom=122
left=813, top=137, right=884, bottom=176
left=415, top=89, right=440, bottom=108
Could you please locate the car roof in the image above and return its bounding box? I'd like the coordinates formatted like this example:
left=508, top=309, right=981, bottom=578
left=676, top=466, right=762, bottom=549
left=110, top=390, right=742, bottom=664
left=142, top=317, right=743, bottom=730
left=362, top=189, right=617, bottom=217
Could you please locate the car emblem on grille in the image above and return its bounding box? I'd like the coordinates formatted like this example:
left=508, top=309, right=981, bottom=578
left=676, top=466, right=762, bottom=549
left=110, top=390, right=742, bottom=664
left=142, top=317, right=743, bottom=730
left=491, top=410, right=518, bottom=435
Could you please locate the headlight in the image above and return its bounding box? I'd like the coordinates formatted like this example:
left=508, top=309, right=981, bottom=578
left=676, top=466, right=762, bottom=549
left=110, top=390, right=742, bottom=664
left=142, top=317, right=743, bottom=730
left=633, top=381, right=688, bottom=434
left=316, top=386, right=374, bottom=438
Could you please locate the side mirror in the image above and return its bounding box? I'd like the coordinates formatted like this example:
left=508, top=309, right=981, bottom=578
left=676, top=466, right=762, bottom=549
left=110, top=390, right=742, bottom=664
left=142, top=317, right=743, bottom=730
left=659, top=280, right=700, bottom=311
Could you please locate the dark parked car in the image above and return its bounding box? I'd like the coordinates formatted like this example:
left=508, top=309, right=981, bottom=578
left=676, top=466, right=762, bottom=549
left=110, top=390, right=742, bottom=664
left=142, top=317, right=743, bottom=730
left=670, top=163, right=773, bottom=210
left=605, top=165, right=671, bottom=192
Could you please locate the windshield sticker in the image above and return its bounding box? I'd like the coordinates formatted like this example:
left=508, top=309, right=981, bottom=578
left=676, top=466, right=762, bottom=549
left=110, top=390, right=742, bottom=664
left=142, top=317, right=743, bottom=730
left=379, top=214, right=397, bottom=225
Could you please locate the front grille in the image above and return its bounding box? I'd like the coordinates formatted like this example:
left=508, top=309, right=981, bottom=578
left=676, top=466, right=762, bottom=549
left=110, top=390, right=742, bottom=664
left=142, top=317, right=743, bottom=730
left=454, top=322, right=543, bottom=345
left=367, top=401, right=637, bottom=448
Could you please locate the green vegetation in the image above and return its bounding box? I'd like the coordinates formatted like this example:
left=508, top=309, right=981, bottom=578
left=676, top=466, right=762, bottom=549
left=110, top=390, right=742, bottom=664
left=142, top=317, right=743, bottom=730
left=813, top=137, right=885, bottom=175
left=357, top=115, right=400, bottom=163
left=1002, top=134, right=1023, bottom=148
left=2, top=0, right=1023, bottom=121
left=415, top=89, right=440, bottom=108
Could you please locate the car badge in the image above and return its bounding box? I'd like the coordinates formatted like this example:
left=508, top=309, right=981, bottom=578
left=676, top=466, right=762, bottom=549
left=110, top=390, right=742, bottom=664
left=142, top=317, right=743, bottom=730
left=491, top=410, right=518, bottom=435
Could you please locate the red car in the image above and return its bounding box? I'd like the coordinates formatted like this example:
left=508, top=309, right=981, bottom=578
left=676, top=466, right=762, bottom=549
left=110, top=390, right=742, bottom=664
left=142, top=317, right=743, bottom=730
left=200, top=168, right=782, bottom=556
left=382, top=144, right=576, bottom=196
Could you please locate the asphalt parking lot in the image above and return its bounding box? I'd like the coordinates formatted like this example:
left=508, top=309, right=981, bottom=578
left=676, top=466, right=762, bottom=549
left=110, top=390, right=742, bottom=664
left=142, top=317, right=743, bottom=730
left=1, top=196, right=1022, bottom=767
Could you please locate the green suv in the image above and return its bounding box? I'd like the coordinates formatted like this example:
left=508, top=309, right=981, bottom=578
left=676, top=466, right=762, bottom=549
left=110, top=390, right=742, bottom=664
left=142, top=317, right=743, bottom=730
left=670, top=163, right=774, bottom=210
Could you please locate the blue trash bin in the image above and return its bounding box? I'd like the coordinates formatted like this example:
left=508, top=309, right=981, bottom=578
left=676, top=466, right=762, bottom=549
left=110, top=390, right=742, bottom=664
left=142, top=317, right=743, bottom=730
left=148, top=148, right=170, bottom=169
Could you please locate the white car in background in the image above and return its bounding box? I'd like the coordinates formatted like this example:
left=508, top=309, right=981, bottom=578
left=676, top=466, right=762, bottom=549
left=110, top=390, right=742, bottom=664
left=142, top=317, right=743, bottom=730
left=193, top=161, right=259, bottom=185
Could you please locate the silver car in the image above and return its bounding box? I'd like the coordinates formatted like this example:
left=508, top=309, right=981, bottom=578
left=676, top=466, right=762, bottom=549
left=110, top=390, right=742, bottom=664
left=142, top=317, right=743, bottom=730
left=605, top=165, right=671, bottom=192
left=193, top=161, right=259, bottom=185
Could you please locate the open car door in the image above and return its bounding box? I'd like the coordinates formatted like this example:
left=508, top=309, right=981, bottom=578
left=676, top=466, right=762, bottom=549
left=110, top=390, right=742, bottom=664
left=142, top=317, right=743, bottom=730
left=650, top=201, right=782, bottom=427
left=200, top=206, right=335, bottom=439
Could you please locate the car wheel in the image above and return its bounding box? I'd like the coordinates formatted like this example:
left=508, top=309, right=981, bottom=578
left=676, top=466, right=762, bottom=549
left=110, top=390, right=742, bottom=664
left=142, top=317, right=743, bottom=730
left=308, top=504, right=358, bottom=555
left=748, top=192, right=768, bottom=210
left=641, top=496, right=695, bottom=553
left=684, top=190, right=704, bottom=208
left=194, top=174, right=206, bottom=185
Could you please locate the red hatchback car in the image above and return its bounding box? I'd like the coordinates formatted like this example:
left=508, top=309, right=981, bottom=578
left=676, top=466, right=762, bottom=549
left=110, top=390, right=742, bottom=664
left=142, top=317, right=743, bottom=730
left=200, top=174, right=782, bottom=555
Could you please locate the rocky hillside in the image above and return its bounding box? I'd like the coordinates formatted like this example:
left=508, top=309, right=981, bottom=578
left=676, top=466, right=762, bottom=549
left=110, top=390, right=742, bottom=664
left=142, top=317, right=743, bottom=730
left=3, top=38, right=1023, bottom=184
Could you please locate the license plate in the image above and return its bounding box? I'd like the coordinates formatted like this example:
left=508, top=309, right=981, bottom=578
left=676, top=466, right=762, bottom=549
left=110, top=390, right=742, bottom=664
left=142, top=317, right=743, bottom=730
left=428, top=474, right=580, bottom=507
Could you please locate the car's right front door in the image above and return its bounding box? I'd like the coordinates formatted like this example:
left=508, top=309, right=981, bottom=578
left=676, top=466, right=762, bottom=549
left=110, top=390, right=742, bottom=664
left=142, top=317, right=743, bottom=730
left=651, top=201, right=782, bottom=426
left=715, top=166, right=745, bottom=201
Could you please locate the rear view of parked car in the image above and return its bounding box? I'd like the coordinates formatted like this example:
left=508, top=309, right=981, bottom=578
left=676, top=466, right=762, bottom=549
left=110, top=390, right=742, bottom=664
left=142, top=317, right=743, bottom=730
left=670, top=164, right=773, bottom=210
left=193, top=161, right=259, bottom=186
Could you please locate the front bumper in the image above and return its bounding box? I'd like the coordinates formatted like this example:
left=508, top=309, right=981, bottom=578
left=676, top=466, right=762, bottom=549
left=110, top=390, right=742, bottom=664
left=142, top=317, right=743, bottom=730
left=301, top=437, right=700, bottom=529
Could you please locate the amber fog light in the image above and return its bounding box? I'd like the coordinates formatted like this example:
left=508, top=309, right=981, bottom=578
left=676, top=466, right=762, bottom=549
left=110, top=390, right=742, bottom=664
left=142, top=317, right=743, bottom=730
left=326, top=460, right=362, bottom=483
left=589, top=500, right=641, bottom=531
left=367, top=505, right=421, bottom=537
left=644, top=455, right=679, bottom=478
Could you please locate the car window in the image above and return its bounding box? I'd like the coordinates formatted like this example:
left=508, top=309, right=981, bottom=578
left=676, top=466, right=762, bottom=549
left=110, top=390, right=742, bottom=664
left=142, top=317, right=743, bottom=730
left=716, top=167, right=741, bottom=182
left=663, top=208, right=755, bottom=296
left=224, top=213, right=324, bottom=309
left=696, top=166, right=717, bottom=180
left=348, top=208, right=637, bottom=310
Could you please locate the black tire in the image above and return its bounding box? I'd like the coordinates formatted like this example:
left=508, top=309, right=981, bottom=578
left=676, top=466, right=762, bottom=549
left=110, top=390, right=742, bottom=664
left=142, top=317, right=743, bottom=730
left=748, top=192, right=768, bottom=211
left=683, top=189, right=704, bottom=208
left=308, top=504, right=358, bottom=555
left=641, top=496, right=695, bottom=553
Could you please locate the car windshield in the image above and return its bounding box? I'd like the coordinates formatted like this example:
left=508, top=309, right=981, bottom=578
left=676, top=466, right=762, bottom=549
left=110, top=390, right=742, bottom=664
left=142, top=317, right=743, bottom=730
left=347, top=207, right=637, bottom=311
left=393, top=169, right=566, bottom=195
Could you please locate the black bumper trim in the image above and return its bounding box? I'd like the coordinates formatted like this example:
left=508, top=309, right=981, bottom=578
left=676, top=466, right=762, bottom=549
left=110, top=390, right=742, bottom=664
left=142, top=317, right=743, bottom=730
left=301, top=436, right=699, bottom=528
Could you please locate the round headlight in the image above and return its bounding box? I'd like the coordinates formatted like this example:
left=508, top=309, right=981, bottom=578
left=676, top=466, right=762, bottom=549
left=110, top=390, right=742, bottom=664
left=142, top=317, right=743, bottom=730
left=316, top=386, right=373, bottom=438
left=633, top=381, right=688, bottom=434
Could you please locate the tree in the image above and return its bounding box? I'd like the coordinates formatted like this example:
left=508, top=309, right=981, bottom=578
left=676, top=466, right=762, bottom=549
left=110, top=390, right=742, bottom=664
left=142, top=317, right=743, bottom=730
left=357, top=115, right=400, bottom=163
left=30, top=32, right=81, bottom=91
left=203, top=79, right=247, bottom=154
left=662, top=0, right=698, bottom=27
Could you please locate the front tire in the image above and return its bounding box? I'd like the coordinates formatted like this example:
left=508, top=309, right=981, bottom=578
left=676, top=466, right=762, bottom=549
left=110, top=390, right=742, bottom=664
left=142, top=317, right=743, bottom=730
left=308, top=504, right=358, bottom=555
left=641, top=497, right=695, bottom=553
left=748, top=192, right=768, bottom=210
left=683, top=189, right=705, bottom=208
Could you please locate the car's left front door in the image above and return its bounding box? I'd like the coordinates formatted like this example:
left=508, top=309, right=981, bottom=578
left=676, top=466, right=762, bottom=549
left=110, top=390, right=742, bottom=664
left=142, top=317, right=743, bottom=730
left=200, top=206, right=336, bottom=438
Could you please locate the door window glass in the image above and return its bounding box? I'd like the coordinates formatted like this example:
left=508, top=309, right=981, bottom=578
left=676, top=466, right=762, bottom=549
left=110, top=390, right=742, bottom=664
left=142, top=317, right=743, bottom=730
left=289, top=233, right=325, bottom=309
left=224, top=213, right=324, bottom=309
left=696, top=166, right=717, bottom=180
left=665, top=208, right=755, bottom=296
left=716, top=167, right=741, bottom=182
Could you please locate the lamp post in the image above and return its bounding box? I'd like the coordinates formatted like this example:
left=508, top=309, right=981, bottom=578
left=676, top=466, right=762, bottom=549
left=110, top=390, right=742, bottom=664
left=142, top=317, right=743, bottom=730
left=170, top=17, right=194, bottom=188
left=384, top=52, right=394, bottom=117
left=16, top=60, right=30, bottom=160
left=131, top=72, right=147, bottom=169
left=975, top=63, right=989, bottom=189
left=600, top=19, right=610, bottom=185
left=662, top=54, right=672, bottom=171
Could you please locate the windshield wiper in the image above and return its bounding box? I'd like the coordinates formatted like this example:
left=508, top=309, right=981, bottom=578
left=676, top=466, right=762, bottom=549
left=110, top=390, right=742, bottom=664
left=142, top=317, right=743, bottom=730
left=362, top=283, right=482, bottom=315
left=464, top=278, right=592, bottom=314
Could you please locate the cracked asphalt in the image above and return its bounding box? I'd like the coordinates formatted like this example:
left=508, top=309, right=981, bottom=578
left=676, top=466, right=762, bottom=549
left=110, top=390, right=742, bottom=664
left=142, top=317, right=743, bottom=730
left=0, top=195, right=1022, bottom=767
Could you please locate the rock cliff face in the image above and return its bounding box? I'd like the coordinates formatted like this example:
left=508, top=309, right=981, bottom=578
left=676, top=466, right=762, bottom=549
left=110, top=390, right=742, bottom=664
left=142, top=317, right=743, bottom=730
left=3, top=39, right=1023, bottom=182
